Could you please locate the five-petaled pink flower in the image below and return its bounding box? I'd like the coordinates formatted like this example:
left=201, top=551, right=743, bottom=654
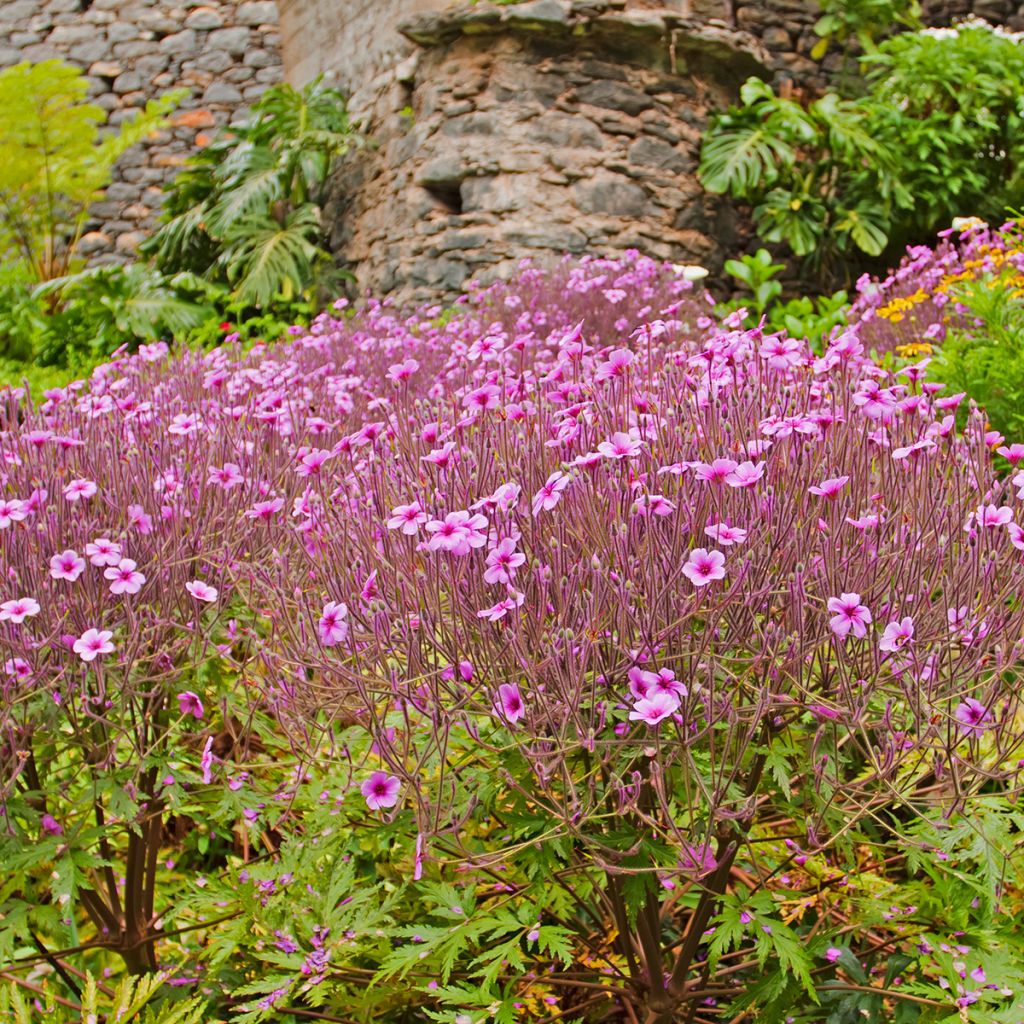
left=361, top=771, right=401, bottom=810
left=50, top=549, right=85, bottom=582
left=705, top=522, right=747, bottom=546
left=477, top=590, right=525, bottom=622
left=425, top=510, right=489, bottom=556
left=186, top=580, right=219, bottom=603
left=387, top=501, right=428, bottom=535
left=73, top=628, right=114, bottom=663
left=597, top=431, right=644, bottom=460
left=694, top=459, right=738, bottom=485
left=86, top=538, right=122, bottom=567
left=726, top=461, right=765, bottom=488
left=0, top=499, right=26, bottom=529
left=880, top=616, right=915, bottom=653
left=104, top=559, right=146, bottom=596
left=63, top=478, right=97, bottom=502
left=827, top=593, right=872, bottom=640
left=177, top=690, right=204, bottom=719
left=809, top=476, right=850, bottom=499
left=531, top=471, right=570, bottom=516
left=0, top=597, right=40, bottom=623
left=683, top=548, right=726, bottom=587
left=954, top=698, right=993, bottom=737
left=245, top=497, right=285, bottom=521
left=208, top=463, right=245, bottom=489
left=484, top=537, right=526, bottom=585
left=318, top=601, right=349, bottom=647
left=629, top=691, right=679, bottom=726
left=494, top=683, right=525, bottom=724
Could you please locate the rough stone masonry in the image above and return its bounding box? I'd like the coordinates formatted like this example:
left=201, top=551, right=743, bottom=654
left=0, top=0, right=283, bottom=263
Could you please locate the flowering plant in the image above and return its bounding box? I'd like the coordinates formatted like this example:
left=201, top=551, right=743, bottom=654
left=2, top=253, right=1024, bottom=1022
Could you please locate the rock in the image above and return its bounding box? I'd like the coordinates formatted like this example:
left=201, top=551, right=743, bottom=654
left=185, top=6, right=224, bottom=30
left=172, top=108, right=217, bottom=128
left=113, top=71, right=144, bottom=93
left=47, top=23, right=96, bottom=44
left=159, top=28, right=198, bottom=54
left=115, top=231, right=146, bottom=252
left=89, top=61, right=123, bottom=78
left=195, top=49, right=235, bottom=72
left=417, top=155, right=467, bottom=190
left=203, top=81, right=243, bottom=103
left=504, top=0, right=570, bottom=30
left=207, top=27, right=250, bottom=55
left=532, top=112, right=604, bottom=149
left=628, top=136, right=690, bottom=173
left=576, top=79, right=653, bottom=116
left=236, top=1, right=278, bottom=26
left=243, top=48, right=276, bottom=68
left=574, top=173, right=648, bottom=217
left=77, top=231, right=112, bottom=254
left=69, top=40, right=111, bottom=63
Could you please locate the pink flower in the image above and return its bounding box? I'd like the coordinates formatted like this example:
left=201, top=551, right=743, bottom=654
left=484, top=537, right=526, bottom=585
left=63, top=478, right=97, bottom=502
left=387, top=501, right=429, bottom=535
left=597, top=431, right=644, bottom=460
left=494, top=683, right=525, bottom=724
left=997, top=442, right=1024, bottom=466
left=726, top=461, right=765, bottom=488
left=634, top=494, right=675, bottom=517
left=477, top=590, right=525, bottom=622
left=177, top=690, right=205, bottom=719
left=694, top=458, right=738, bottom=485
left=168, top=412, right=202, bottom=436
left=201, top=735, right=215, bottom=784
left=682, top=548, right=726, bottom=587
left=954, top=698, right=993, bottom=737
left=208, top=463, right=245, bottom=489
left=1008, top=522, right=1024, bottom=551
left=463, top=382, right=502, bottom=412
left=967, top=504, right=1013, bottom=530
left=295, top=448, right=333, bottom=477
left=318, top=601, right=349, bottom=646
left=630, top=666, right=687, bottom=701
left=245, top=497, right=285, bottom=521
left=128, top=504, right=153, bottom=534
left=827, top=593, right=872, bottom=640
left=531, top=471, right=570, bottom=516
left=629, top=691, right=680, bottom=726
left=49, top=549, right=85, bottom=582
left=86, top=538, right=122, bottom=567
left=880, top=616, right=915, bottom=653
left=361, top=771, right=401, bottom=810
left=387, top=358, right=419, bottom=383
left=73, top=628, right=115, bottom=663
left=704, top=522, right=747, bottom=546
left=760, top=335, right=803, bottom=369
left=0, top=499, right=26, bottom=528
left=0, top=597, right=40, bottom=623
left=808, top=476, right=850, bottom=499
left=425, top=511, right=489, bottom=556
left=186, top=580, right=219, bottom=603
left=104, top=558, right=146, bottom=596
left=595, top=348, right=634, bottom=381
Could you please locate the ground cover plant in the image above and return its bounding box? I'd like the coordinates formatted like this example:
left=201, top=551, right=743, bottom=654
left=2, top=253, right=1024, bottom=1022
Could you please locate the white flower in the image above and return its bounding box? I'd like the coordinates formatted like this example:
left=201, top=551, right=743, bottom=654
left=671, top=264, right=709, bottom=281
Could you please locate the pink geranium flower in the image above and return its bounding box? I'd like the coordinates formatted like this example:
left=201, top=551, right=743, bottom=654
left=86, top=538, right=122, bottom=567
left=954, top=698, right=993, bottom=737
left=827, top=593, right=872, bottom=640
left=694, top=459, right=738, bottom=484
left=63, top=478, right=97, bottom=502
left=50, top=549, right=85, bottom=582
left=484, top=538, right=526, bottom=585
left=177, top=690, right=204, bottom=719
left=208, top=463, right=245, bottom=489
left=318, top=601, right=349, bottom=646
left=73, top=628, right=114, bottom=662
left=597, top=431, right=644, bottom=460
left=186, top=580, right=219, bottom=603
left=0, top=597, right=40, bottom=623
left=361, top=771, right=401, bottom=810
left=808, top=476, right=850, bottom=499
left=629, top=691, right=680, bottom=726
left=477, top=590, right=525, bottom=622
left=705, top=522, right=747, bottom=546
left=531, top=471, right=570, bottom=516
left=425, top=511, right=488, bottom=556
left=245, top=497, right=285, bottom=521
left=104, top=559, right=146, bottom=596
left=494, top=683, right=525, bottom=724
left=387, top=501, right=428, bottom=535
left=880, top=616, right=915, bottom=653
left=726, top=460, right=765, bottom=488
left=0, top=499, right=26, bottom=529
left=682, top=548, right=726, bottom=587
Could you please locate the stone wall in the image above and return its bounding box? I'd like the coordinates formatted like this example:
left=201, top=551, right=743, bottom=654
left=319, top=1, right=768, bottom=303
left=0, top=0, right=283, bottom=263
